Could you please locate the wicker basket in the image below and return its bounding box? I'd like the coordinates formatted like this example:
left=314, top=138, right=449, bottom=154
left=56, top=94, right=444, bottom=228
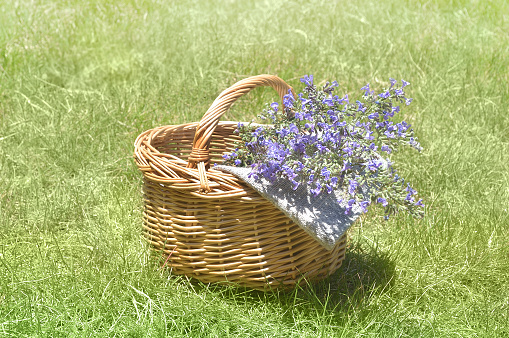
left=134, top=75, right=347, bottom=290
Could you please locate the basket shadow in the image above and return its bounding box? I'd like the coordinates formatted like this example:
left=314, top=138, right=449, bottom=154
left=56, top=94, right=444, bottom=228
left=178, top=238, right=396, bottom=315
left=293, top=240, right=397, bottom=311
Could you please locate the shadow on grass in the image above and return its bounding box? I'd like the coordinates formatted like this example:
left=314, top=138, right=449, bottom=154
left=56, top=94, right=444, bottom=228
left=293, top=240, right=397, bottom=312
left=165, top=239, right=396, bottom=316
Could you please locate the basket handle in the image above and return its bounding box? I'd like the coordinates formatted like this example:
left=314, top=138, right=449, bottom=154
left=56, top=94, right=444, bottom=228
left=187, top=74, right=295, bottom=168
left=187, top=74, right=295, bottom=192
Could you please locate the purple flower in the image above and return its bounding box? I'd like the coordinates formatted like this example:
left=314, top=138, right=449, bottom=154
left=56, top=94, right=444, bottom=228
left=402, top=80, right=410, bottom=88
left=378, top=91, right=390, bottom=99
left=327, top=110, right=338, bottom=123
left=291, top=140, right=305, bottom=153
left=311, top=182, right=322, bottom=196
left=384, top=131, right=395, bottom=139
left=360, top=83, right=370, bottom=95
left=253, top=127, right=264, bottom=137
left=356, top=100, right=367, bottom=113
left=405, top=184, right=418, bottom=202
left=307, top=174, right=315, bottom=185
left=282, top=165, right=295, bottom=179
left=348, top=179, right=358, bottom=196
left=283, top=90, right=295, bottom=108
left=316, top=143, right=329, bottom=153
left=381, top=144, right=391, bottom=153
left=300, top=75, right=314, bottom=86
left=270, top=102, right=279, bottom=112
left=342, top=94, right=349, bottom=104
left=368, top=112, right=379, bottom=120
left=326, top=81, right=339, bottom=93
left=293, top=160, right=304, bottom=171
left=248, top=164, right=260, bottom=179
left=321, top=167, right=331, bottom=180
left=389, top=78, right=397, bottom=88
left=234, top=159, right=241, bottom=166
left=397, top=121, right=410, bottom=131
left=409, top=137, right=422, bottom=151
left=299, top=93, right=311, bottom=106
left=323, top=97, right=334, bottom=106
left=342, top=162, right=352, bottom=172
left=377, top=197, right=388, bottom=206
left=366, top=159, right=383, bottom=171
left=405, top=184, right=416, bottom=195
left=360, top=200, right=370, bottom=213
left=345, top=199, right=356, bottom=214
left=278, top=127, right=289, bottom=138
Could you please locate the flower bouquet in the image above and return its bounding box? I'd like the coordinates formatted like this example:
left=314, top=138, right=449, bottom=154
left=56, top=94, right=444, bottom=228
left=222, top=75, right=424, bottom=220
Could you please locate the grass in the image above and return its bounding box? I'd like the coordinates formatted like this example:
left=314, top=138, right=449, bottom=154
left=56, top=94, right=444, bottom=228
left=1, top=0, right=508, bottom=336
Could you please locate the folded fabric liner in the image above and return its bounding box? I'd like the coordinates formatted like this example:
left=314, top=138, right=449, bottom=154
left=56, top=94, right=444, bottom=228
left=214, top=165, right=363, bottom=251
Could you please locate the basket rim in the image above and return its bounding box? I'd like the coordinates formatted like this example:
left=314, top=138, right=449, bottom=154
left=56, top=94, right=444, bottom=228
left=134, top=121, right=254, bottom=197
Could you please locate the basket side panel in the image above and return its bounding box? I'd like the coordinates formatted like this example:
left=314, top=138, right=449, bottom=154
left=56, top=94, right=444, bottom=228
left=142, top=178, right=347, bottom=289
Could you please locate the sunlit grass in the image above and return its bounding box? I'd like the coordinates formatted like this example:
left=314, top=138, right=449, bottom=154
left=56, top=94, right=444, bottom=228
left=1, top=0, right=508, bottom=336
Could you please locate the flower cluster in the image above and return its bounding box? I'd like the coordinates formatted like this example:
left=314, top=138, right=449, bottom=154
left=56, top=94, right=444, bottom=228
left=223, top=75, right=424, bottom=219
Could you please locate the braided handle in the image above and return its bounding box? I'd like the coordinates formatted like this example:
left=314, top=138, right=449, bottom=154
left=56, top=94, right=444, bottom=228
left=187, top=74, right=295, bottom=170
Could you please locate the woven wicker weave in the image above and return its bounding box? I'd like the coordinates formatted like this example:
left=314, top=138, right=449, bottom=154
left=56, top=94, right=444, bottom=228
left=134, top=75, right=348, bottom=289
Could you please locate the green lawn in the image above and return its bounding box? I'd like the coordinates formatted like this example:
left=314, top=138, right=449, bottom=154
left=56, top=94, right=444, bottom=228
left=1, top=0, right=508, bottom=336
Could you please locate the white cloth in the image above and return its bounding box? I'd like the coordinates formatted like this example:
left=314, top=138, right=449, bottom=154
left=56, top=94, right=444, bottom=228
left=215, top=165, right=364, bottom=251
